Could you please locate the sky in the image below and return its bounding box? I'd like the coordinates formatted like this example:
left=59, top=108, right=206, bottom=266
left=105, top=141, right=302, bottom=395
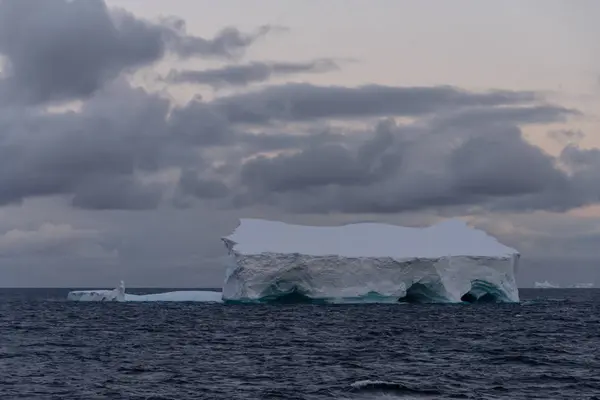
left=0, top=0, right=598, bottom=288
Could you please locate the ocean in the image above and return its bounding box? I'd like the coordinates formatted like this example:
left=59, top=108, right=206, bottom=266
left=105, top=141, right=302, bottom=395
left=0, top=288, right=598, bottom=399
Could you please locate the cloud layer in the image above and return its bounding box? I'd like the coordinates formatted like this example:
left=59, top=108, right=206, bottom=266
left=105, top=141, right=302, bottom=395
left=167, top=59, right=340, bottom=88
left=0, top=223, right=114, bottom=258
left=0, top=0, right=596, bottom=216
left=0, top=0, right=278, bottom=104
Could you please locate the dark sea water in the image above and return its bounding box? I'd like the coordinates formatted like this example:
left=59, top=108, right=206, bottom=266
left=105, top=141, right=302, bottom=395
left=0, top=288, right=599, bottom=399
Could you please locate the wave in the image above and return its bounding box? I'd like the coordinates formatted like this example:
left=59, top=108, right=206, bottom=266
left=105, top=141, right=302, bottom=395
left=225, top=287, right=328, bottom=304
left=349, top=380, right=442, bottom=397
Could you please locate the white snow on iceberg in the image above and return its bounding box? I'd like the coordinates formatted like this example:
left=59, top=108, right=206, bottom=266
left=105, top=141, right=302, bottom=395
left=67, top=281, right=222, bottom=302
left=124, top=290, right=222, bottom=302
left=221, top=218, right=520, bottom=304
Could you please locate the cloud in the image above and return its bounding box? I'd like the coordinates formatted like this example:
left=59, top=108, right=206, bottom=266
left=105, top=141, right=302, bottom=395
left=166, top=59, right=339, bottom=88
left=238, top=129, right=352, bottom=152
left=0, top=223, right=115, bottom=258
left=178, top=170, right=230, bottom=200
left=160, top=21, right=284, bottom=59
left=240, top=124, right=398, bottom=193
left=235, top=107, right=599, bottom=214
left=0, top=0, right=596, bottom=221
left=0, top=71, right=591, bottom=214
left=427, top=105, right=578, bottom=128
left=72, top=176, right=165, bottom=210
left=213, top=83, right=539, bottom=124
left=0, top=81, right=172, bottom=209
left=547, top=129, right=585, bottom=145
left=168, top=99, right=236, bottom=146
left=0, top=0, right=277, bottom=104
left=486, top=144, right=600, bottom=213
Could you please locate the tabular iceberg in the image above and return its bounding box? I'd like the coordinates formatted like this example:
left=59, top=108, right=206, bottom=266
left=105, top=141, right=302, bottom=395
left=221, top=219, right=520, bottom=304
left=67, top=281, right=222, bottom=302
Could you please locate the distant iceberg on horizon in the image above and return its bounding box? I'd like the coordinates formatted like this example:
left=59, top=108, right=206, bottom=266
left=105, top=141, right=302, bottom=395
left=67, top=218, right=521, bottom=304
left=534, top=281, right=560, bottom=289
left=221, top=218, right=520, bottom=304
left=569, top=283, right=594, bottom=289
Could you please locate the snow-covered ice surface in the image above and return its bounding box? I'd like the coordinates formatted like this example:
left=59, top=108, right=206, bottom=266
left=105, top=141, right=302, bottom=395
left=222, top=219, right=520, bottom=304
left=67, top=281, right=222, bottom=302
left=224, top=218, right=517, bottom=258
left=124, top=291, right=222, bottom=302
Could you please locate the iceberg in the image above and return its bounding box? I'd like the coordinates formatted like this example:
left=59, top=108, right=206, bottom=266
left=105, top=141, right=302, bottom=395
left=534, top=281, right=560, bottom=289
left=569, top=283, right=594, bottom=289
left=67, top=280, right=126, bottom=301
left=221, top=218, right=520, bottom=304
left=67, top=281, right=222, bottom=302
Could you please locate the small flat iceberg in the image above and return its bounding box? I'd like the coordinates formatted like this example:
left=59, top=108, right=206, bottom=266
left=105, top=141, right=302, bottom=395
left=67, top=281, right=222, bottom=302
left=534, top=281, right=560, bottom=289
left=569, top=283, right=594, bottom=289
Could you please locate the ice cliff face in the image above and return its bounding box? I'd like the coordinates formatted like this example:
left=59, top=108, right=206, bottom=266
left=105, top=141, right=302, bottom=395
left=221, top=219, right=520, bottom=304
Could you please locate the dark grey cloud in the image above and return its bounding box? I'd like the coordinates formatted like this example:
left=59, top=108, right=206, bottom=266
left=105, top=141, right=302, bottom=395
left=167, top=59, right=339, bottom=88
left=0, top=73, right=592, bottom=215
left=0, top=77, right=582, bottom=214
left=72, top=176, right=164, bottom=210
left=238, top=130, right=351, bottom=152
left=428, top=105, right=578, bottom=129
left=0, top=1, right=595, bottom=218
left=235, top=106, right=599, bottom=214
left=483, top=145, right=600, bottom=213
left=0, top=80, right=221, bottom=210
left=0, top=0, right=277, bottom=104
left=0, top=82, right=171, bottom=209
left=560, top=144, right=600, bottom=170
left=213, top=83, right=538, bottom=124
left=241, top=124, right=398, bottom=193
left=448, top=127, right=567, bottom=197
left=160, top=21, right=283, bottom=59
left=178, top=170, right=230, bottom=200
left=168, top=99, right=235, bottom=146
left=0, top=222, right=114, bottom=259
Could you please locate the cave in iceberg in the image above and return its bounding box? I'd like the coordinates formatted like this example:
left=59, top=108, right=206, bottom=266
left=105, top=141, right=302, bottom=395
left=221, top=218, right=520, bottom=304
